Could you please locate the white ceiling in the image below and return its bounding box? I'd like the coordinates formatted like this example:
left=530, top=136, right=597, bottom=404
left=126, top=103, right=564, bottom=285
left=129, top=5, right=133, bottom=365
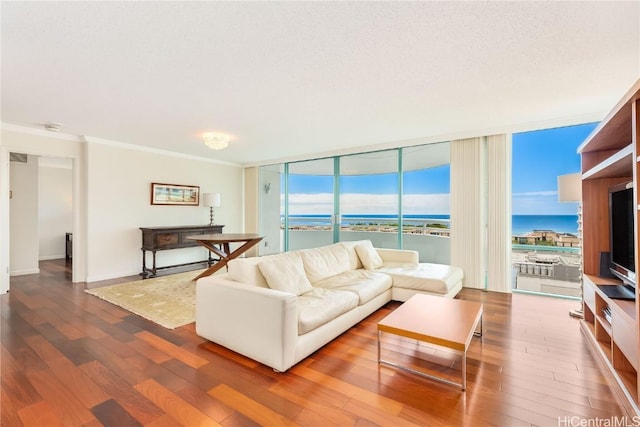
left=2, top=1, right=639, bottom=167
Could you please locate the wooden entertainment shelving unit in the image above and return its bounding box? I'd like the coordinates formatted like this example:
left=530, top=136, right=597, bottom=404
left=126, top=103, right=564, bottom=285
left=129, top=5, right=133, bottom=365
left=579, top=79, right=640, bottom=415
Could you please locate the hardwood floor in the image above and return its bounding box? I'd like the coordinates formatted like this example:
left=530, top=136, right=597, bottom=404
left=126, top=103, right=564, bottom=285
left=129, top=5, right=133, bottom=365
left=1, top=259, right=629, bottom=426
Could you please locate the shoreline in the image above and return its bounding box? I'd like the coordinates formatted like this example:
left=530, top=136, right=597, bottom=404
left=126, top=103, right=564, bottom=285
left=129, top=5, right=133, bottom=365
left=285, top=224, right=580, bottom=248
left=284, top=214, right=580, bottom=236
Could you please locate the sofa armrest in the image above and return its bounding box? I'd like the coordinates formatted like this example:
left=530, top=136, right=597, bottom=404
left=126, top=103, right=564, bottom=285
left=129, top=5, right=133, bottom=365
left=376, top=248, right=419, bottom=266
left=195, top=275, right=298, bottom=372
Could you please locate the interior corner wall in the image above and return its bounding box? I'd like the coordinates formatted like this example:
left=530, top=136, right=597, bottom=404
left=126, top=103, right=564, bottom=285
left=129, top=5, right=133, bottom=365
left=243, top=167, right=260, bottom=257
left=258, top=168, right=282, bottom=256
left=85, top=142, right=243, bottom=282
left=486, top=134, right=512, bottom=293
left=38, top=163, right=73, bottom=260
left=9, top=155, right=40, bottom=275
left=0, top=148, right=9, bottom=293
left=451, top=137, right=487, bottom=289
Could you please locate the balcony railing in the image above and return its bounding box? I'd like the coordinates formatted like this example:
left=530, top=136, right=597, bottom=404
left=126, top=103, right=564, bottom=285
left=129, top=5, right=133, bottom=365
left=282, top=216, right=452, bottom=265
left=283, top=215, right=451, bottom=236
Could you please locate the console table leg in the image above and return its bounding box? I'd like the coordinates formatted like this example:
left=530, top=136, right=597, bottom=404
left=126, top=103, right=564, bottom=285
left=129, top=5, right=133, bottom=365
left=151, top=250, right=157, bottom=277
left=140, top=250, right=150, bottom=278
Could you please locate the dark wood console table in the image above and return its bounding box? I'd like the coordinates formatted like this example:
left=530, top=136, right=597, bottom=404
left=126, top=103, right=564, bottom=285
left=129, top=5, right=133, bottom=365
left=140, top=225, right=224, bottom=278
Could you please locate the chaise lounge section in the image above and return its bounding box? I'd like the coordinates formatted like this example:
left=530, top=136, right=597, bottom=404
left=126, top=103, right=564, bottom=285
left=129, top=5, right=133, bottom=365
left=195, top=240, right=463, bottom=372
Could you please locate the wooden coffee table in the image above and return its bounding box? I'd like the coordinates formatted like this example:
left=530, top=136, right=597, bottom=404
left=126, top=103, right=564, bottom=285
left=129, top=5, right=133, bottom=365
left=377, top=293, right=483, bottom=390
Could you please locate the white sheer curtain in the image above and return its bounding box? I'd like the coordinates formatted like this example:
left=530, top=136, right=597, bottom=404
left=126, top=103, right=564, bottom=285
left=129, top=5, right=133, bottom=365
left=487, top=134, right=512, bottom=293
left=451, top=137, right=486, bottom=289
left=451, top=134, right=512, bottom=292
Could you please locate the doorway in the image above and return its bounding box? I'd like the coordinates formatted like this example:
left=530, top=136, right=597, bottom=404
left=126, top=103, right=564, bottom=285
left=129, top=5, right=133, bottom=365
left=8, top=154, right=74, bottom=285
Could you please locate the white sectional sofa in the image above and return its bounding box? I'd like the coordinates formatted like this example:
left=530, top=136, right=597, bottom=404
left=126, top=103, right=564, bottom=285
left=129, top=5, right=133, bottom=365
left=195, top=240, right=463, bottom=372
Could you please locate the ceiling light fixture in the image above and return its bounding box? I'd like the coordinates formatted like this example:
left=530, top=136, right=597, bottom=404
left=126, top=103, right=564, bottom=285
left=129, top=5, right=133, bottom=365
left=203, top=133, right=230, bottom=150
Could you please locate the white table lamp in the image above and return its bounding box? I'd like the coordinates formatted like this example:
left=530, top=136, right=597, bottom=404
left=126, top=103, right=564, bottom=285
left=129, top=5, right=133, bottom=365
left=558, top=173, right=582, bottom=203
left=203, top=193, right=221, bottom=226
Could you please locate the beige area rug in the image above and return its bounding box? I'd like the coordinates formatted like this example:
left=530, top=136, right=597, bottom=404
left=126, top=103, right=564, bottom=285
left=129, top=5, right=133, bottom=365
left=85, top=269, right=205, bottom=329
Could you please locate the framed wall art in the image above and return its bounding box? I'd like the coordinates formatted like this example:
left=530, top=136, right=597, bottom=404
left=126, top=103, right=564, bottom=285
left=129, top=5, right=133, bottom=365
left=150, top=183, right=200, bottom=206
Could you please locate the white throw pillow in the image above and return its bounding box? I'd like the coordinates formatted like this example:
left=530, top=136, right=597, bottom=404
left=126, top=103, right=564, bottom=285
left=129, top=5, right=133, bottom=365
left=355, top=242, right=384, bottom=270
left=258, top=256, right=313, bottom=295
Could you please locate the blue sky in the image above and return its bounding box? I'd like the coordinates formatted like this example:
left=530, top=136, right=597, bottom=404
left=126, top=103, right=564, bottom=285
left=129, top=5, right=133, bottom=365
left=286, top=122, right=597, bottom=215
left=512, top=122, right=596, bottom=214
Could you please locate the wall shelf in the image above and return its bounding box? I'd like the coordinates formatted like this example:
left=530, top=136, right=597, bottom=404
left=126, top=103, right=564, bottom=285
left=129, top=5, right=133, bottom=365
left=579, top=79, right=640, bottom=416
left=583, top=144, right=633, bottom=180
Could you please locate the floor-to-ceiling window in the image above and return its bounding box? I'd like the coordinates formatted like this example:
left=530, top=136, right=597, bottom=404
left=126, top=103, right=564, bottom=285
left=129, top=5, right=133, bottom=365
left=258, top=141, right=451, bottom=262
left=402, top=143, right=451, bottom=264
left=287, top=158, right=335, bottom=251
left=511, top=123, right=597, bottom=297
left=339, top=150, right=399, bottom=249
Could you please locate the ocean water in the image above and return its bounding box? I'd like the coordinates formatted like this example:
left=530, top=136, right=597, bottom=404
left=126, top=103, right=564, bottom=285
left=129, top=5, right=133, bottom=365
left=286, top=214, right=579, bottom=235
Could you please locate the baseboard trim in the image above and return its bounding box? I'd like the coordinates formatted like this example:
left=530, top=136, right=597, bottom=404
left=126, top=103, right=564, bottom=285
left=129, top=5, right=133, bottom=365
left=10, top=268, right=40, bottom=276
left=39, top=255, right=65, bottom=261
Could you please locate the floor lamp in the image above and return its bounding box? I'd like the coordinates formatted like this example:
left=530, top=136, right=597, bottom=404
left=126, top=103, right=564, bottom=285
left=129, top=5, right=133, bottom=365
left=558, top=173, right=583, bottom=319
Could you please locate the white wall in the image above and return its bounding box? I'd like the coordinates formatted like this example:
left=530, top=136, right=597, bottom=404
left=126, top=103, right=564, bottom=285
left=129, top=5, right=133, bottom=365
left=0, top=127, right=244, bottom=287
left=9, top=154, right=40, bottom=275
left=85, top=141, right=244, bottom=281
left=258, top=167, right=282, bottom=255
left=38, top=159, right=73, bottom=260
left=243, top=167, right=259, bottom=257
left=0, top=149, right=10, bottom=292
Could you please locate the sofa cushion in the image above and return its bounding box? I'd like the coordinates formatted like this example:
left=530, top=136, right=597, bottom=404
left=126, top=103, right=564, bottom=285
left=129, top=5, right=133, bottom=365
left=379, top=263, right=463, bottom=294
left=299, top=243, right=353, bottom=283
left=335, top=240, right=368, bottom=270
left=376, top=248, right=419, bottom=266
left=313, top=270, right=392, bottom=305
left=227, top=257, right=269, bottom=288
left=258, top=255, right=313, bottom=295
left=355, top=242, right=384, bottom=270
left=297, top=288, right=358, bottom=335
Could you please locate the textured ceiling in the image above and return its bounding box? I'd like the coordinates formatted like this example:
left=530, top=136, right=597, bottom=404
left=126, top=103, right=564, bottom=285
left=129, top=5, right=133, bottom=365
left=2, top=1, right=639, bottom=166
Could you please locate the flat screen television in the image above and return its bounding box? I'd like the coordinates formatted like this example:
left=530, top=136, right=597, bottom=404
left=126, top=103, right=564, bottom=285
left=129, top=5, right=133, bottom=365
left=609, top=182, right=636, bottom=290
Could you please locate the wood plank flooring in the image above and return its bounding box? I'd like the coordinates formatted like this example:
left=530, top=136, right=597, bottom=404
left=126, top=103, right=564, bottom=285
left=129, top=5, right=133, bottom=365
left=1, top=259, right=629, bottom=426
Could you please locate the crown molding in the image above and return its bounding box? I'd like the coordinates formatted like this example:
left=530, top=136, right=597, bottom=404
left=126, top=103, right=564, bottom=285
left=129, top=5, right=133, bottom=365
left=1, top=122, right=84, bottom=142
left=1, top=122, right=240, bottom=167
left=83, top=136, right=241, bottom=167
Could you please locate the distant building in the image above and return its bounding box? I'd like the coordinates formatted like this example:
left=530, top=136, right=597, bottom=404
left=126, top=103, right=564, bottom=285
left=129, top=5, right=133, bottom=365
left=513, top=229, right=580, bottom=248
left=512, top=251, right=581, bottom=297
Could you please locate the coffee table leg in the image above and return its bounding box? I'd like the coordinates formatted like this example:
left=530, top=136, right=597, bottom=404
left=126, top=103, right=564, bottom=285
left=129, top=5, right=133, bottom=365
left=377, top=331, right=381, bottom=364
left=462, top=351, right=466, bottom=391
left=474, top=314, right=483, bottom=337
